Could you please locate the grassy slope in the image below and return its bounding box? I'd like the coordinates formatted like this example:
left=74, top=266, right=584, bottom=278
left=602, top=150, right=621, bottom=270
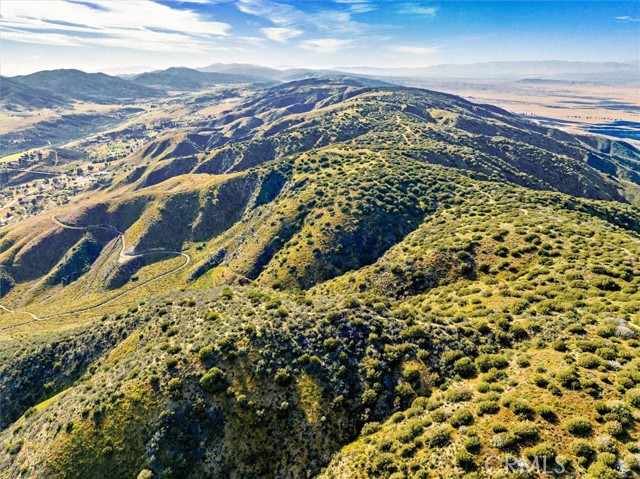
left=0, top=81, right=640, bottom=479
left=1, top=175, right=639, bottom=479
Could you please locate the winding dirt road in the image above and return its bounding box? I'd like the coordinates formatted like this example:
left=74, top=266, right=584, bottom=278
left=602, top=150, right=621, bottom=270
left=0, top=215, right=190, bottom=328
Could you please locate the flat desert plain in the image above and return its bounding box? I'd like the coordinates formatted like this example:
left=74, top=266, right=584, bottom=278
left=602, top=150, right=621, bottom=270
left=404, top=78, right=640, bottom=144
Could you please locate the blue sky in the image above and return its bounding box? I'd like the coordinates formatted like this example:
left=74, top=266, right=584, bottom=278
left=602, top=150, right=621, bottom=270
left=1, top=0, right=638, bottom=75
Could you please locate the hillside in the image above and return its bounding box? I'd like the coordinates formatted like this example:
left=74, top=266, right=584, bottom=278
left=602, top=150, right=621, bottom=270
left=0, top=80, right=639, bottom=479
left=131, top=67, right=270, bottom=90
left=10, top=69, right=162, bottom=104
left=116, top=79, right=640, bottom=202
left=0, top=76, right=69, bottom=110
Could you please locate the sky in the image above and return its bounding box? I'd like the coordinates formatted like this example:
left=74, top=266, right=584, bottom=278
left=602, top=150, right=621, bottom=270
left=0, top=0, right=639, bottom=75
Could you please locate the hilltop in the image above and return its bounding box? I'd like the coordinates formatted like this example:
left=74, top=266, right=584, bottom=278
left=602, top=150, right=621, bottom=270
left=0, top=79, right=639, bottom=479
left=131, top=67, right=272, bottom=90
left=115, top=79, right=640, bottom=201
left=10, top=69, right=162, bottom=104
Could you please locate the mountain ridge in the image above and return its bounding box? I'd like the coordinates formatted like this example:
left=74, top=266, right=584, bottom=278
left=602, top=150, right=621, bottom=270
left=9, top=69, right=162, bottom=104
left=0, top=78, right=639, bottom=479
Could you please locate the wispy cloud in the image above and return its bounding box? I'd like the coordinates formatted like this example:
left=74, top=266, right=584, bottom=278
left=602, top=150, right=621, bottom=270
left=237, top=0, right=297, bottom=26
left=333, top=0, right=376, bottom=14
left=1, top=0, right=231, bottom=53
left=398, top=3, right=437, bottom=18
left=300, top=38, right=352, bottom=53
left=261, top=27, right=303, bottom=42
left=392, top=45, right=440, bottom=55
left=236, top=0, right=365, bottom=33
left=615, top=16, right=640, bottom=22
left=461, top=33, right=498, bottom=41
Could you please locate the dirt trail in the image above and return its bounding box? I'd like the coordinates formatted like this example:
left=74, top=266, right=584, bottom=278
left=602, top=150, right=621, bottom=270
left=0, top=215, right=191, bottom=329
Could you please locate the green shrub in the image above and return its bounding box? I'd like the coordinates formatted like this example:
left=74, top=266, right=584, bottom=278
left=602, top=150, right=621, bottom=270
left=167, top=378, right=182, bottom=398
left=512, top=422, right=540, bottom=443
left=508, top=399, right=535, bottom=419
left=491, top=422, right=507, bottom=433
left=402, top=364, right=421, bottom=383
left=449, top=408, right=474, bottom=428
left=556, top=367, right=581, bottom=389
left=536, top=405, right=556, bottom=422
left=577, top=353, right=603, bottom=369
left=597, top=452, right=618, bottom=468
left=594, top=400, right=633, bottom=425
left=604, top=420, right=624, bottom=438
left=446, top=387, right=473, bottom=403
left=456, top=449, right=476, bottom=470
left=594, top=324, right=616, bottom=338
left=427, top=425, right=453, bottom=447
left=530, top=374, right=549, bottom=388
left=200, top=367, right=226, bottom=393
left=429, top=408, right=448, bottom=423
left=524, top=442, right=556, bottom=462
left=453, top=357, right=477, bottom=378
left=395, top=382, right=415, bottom=399
left=443, top=350, right=465, bottom=364
left=6, top=440, right=23, bottom=455
left=593, top=278, right=620, bottom=292
left=165, top=357, right=178, bottom=369
left=198, top=345, right=216, bottom=362
left=476, top=382, right=490, bottom=393
left=477, top=401, right=500, bottom=416
left=552, top=339, right=568, bottom=352
left=464, top=436, right=482, bottom=454
left=565, top=417, right=593, bottom=436
left=570, top=439, right=596, bottom=460
left=625, top=388, right=640, bottom=408
left=586, top=461, right=623, bottom=479
left=361, top=422, right=382, bottom=436
left=491, top=432, right=517, bottom=450
left=475, top=354, right=509, bottom=372
left=274, top=368, right=291, bottom=385
left=361, top=388, right=378, bottom=406
left=596, top=348, right=616, bottom=360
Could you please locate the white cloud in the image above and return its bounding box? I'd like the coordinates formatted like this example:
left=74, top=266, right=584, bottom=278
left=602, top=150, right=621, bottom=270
left=237, top=0, right=298, bottom=25
left=0, top=0, right=231, bottom=53
left=392, top=45, right=440, bottom=55
left=300, top=38, right=352, bottom=53
left=616, top=16, right=640, bottom=22
left=398, top=3, right=437, bottom=18
left=261, top=27, right=303, bottom=42
left=333, top=0, right=376, bottom=13
left=236, top=0, right=364, bottom=33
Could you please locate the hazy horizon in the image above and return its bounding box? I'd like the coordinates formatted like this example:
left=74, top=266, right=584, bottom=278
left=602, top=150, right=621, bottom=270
left=1, top=0, right=639, bottom=76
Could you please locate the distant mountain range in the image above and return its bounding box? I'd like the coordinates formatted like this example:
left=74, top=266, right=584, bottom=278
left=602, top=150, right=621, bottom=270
left=2, top=60, right=637, bottom=112
left=196, top=63, right=394, bottom=85
left=9, top=69, right=161, bottom=104
left=337, top=60, right=640, bottom=81
left=130, top=67, right=272, bottom=89
left=0, top=66, right=391, bottom=110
